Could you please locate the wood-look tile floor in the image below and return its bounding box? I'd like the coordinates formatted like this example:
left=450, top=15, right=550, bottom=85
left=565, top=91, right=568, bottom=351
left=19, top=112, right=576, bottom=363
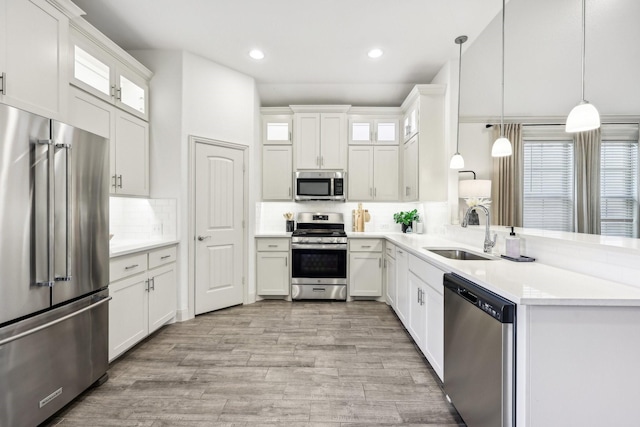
left=43, top=300, right=465, bottom=427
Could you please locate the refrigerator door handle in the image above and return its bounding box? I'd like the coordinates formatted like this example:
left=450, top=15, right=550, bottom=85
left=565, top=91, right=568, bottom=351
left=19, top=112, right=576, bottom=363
left=0, top=296, right=111, bottom=347
left=54, top=143, right=72, bottom=282
left=36, top=139, right=55, bottom=287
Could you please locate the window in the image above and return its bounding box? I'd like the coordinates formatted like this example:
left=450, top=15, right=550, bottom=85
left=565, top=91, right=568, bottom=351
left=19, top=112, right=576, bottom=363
left=600, top=139, right=638, bottom=237
left=522, top=139, right=574, bottom=231
left=521, top=124, right=639, bottom=237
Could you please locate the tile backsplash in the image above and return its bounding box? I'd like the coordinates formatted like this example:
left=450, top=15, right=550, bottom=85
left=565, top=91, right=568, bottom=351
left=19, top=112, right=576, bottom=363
left=110, top=197, right=177, bottom=242
left=256, top=201, right=449, bottom=234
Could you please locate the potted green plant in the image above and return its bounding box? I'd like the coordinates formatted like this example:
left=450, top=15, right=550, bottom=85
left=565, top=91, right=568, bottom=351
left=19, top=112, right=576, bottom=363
left=393, top=209, right=419, bottom=233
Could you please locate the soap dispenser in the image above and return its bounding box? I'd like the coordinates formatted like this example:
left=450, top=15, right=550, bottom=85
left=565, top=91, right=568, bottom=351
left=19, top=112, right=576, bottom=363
left=505, top=226, right=520, bottom=258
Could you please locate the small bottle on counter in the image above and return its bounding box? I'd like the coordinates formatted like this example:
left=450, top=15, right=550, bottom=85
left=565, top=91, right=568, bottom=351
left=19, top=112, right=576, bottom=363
left=505, top=226, right=520, bottom=258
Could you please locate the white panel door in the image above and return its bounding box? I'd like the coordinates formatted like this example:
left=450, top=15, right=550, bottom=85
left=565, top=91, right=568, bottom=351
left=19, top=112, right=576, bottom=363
left=408, top=271, right=426, bottom=350
left=195, top=143, right=245, bottom=315
left=373, top=146, right=399, bottom=201
left=348, top=146, right=373, bottom=201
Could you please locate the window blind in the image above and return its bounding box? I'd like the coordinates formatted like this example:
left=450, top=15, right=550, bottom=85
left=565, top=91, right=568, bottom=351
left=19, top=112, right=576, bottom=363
left=600, top=141, right=639, bottom=237
left=522, top=140, right=574, bottom=231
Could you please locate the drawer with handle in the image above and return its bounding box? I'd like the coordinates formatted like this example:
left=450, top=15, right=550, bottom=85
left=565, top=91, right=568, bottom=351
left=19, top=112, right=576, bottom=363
left=149, top=246, right=177, bottom=269
left=257, top=238, right=289, bottom=251
left=349, top=238, right=383, bottom=252
left=110, top=253, right=148, bottom=282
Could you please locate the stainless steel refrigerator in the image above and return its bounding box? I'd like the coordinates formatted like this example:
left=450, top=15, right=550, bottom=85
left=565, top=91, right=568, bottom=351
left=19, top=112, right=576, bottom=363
left=0, top=103, right=110, bottom=427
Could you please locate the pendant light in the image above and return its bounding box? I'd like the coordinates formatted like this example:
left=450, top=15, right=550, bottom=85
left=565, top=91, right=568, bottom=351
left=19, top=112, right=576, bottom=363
left=450, top=35, right=468, bottom=170
left=491, top=0, right=513, bottom=157
left=565, top=0, right=600, bottom=132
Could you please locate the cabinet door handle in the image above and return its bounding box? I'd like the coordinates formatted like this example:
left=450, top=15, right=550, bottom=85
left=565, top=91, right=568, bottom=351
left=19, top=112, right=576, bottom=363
left=405, top=186, right=410, bottom=196
left=384, top=259, right=387, bottom=268
left=110, top=85, right=116, bottom=98
left=288, top=187, right=291, bottom=197
left=115, top=87, right=122, bottom=101
left=379, top=258, right=382, bottom=268
left=112, top=175, right=117, bottom=189
left=316, top=156, right=320, bottom=166
left=268, top=244, right=278, bottom=247
left=117, top=175, right=123, bottom=189
left=285, top=257, right=288, bottom=267
left=0, top=72, right=5, bottom=95
left=369, top=188, right=372, bottom=197
left=145, top=279, right=149, bottom=292
left=160, top=255, right=171, bottom=260
left=374, top=188, right=377, bottom=197
left=398, top=250, right=404, bottom=254
left=361, top=245, right=371, bottom=248
left=321, top=156, right=324, bottom=166
left=124, top=264, right=139, bottom=270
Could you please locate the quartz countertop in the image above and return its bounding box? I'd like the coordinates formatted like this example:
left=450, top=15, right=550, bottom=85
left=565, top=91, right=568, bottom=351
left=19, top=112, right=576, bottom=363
left=254, top=229, right=640, bottom=306
left=255, top=232, right=292, bottom=238
left=110, top=239, right=179, bottom=258
left=383, top=233, right=640, bottom=307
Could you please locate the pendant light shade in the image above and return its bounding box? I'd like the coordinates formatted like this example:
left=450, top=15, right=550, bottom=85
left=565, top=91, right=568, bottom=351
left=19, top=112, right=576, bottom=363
left=450, top=153, right=464, bottom=169
left=491, top=136, right=513, bottom=157
left=491, top=0, right=513, bottom=158
left=566, top=100, right=600, bottom=132
left=450, top=35, right=468, bottom=170
left=566, top=0, right=600, bottom=133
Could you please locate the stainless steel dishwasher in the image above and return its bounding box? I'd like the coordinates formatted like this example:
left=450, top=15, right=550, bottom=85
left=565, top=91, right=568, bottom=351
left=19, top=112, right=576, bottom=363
left=443, top=273, right=516, bottom=427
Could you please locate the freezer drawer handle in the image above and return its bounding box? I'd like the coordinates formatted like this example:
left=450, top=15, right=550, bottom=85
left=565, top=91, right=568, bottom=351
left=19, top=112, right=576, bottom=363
left=36, top=281, right=55, bottom=288
left=0, top=296, right=112, bottom=347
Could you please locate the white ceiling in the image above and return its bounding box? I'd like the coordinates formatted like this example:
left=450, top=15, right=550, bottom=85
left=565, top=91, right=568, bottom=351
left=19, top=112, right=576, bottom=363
left=72, top=0, right=504, bottom=107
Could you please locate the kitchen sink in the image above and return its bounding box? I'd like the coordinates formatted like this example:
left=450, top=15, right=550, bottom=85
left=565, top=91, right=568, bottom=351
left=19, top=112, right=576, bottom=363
left=424, top=248, right=498, bottom=261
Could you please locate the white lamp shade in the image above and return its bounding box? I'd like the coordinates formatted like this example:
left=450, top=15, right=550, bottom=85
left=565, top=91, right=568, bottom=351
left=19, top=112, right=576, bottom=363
left=491, top=136, right=512, bottom=157
left=449, top=153, right=465, bottom=169
left=459, top=179, right=492, bottom=199
left=565, top=101, right=601, bottom=132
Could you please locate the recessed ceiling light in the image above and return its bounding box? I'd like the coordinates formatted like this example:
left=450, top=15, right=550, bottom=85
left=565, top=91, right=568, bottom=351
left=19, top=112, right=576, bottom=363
left=367, top=48, right=383, bottom=59
left=249, top=49, right=265, bottom=60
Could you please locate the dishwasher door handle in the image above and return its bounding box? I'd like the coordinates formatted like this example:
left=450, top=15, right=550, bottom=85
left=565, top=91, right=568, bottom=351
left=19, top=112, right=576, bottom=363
left=459, top=288, right=478, bottom=304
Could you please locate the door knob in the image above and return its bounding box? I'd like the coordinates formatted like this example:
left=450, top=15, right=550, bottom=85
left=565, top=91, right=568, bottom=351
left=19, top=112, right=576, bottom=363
left=197, top=235, right=211, bottom=241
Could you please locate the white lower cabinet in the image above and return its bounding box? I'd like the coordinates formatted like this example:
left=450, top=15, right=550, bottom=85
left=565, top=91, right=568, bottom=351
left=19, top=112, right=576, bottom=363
left=407, top=253, right=445, bottom=381
left=384, top=243, right=396, bottom=306
left=349, top=239, right=383, bottom=297
left=395, top=247, right=409, bottom=322
left=408, top=270, right=426, bottom=350
left=256, top=238, right=290, bottom=296
left=109, top=245, right=177, bottom=361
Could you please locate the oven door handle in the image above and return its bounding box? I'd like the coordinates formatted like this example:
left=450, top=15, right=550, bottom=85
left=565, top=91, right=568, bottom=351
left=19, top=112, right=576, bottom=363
left=291, top=243, right=347, bottom=250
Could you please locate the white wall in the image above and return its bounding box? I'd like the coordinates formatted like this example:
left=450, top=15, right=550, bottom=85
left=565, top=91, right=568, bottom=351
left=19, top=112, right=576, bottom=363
left=128, top=49, right=258, bottom=320
left=460, top=0, right=640, bottom=118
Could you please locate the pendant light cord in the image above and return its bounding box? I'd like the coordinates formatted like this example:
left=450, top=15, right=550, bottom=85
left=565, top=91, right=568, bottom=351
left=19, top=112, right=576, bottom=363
left=500, top=0, right=506, bottom=138
left=456, top=40, right=463, bottom=153
left=581, top=0, right=586, bottom=101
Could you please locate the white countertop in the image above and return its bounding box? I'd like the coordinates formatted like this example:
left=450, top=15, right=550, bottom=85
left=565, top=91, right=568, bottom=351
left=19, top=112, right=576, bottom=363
left=110, top=239, right=179, bottom=258
left=257, top=230, right=640, bottom=306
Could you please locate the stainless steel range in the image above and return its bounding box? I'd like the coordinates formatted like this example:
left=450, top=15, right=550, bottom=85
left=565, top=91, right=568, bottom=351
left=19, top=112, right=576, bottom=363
left=291, top=212, right=348, bottom=300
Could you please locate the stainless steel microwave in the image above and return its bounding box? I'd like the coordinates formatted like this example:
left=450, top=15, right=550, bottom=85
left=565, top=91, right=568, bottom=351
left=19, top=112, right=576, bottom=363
left=294, top=171, right=346, bottom=201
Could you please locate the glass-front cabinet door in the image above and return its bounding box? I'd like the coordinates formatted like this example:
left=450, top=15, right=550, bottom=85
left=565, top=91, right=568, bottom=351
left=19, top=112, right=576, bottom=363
left=349, top=118, right=399, bottom=144
left=70, top=28, right=149, bottom=120
left=263, top=115, right=293, bottom=144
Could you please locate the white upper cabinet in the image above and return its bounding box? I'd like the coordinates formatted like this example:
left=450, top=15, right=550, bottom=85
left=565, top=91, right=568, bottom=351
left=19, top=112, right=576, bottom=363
left=70, top=26, right=150, bottom=120
left=348, top=118, right=400, bottom=145
left=403, top=102, right=419, bottom=142
left=293, top=107, right=348, bottom=170
left=263, top=115, right=293, bottom=144
left=348, top=146, right=398, bottom=201
left=0, top=0, right=72, bottom=120
left=262, top=145, right=293, bottom=200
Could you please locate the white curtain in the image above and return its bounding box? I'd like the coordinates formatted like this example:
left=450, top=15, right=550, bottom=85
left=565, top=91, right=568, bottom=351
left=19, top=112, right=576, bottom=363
left=491, top=123, right=523, bottom=226
left=574, top=129, right=601, bottom=234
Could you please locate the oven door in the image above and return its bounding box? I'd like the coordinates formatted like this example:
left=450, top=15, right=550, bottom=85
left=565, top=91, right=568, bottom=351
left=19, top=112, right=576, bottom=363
left=291, top=244, right=347, bottom=284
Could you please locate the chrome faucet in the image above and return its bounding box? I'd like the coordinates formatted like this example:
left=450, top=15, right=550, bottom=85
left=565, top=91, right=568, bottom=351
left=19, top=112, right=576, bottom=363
left=462, top=204, right=497, bottom=253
